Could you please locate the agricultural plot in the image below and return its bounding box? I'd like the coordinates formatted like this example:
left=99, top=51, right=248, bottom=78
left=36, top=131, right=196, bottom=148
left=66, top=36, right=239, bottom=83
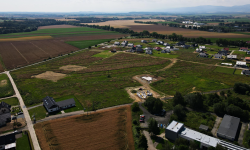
left=66, top=39, right=113, bottom=49
left=11, top=51, right=170, bottom=107
left=34, top=105, right=134, bottom=150
left=151, top=61, right=250, bottom=95
left=0, top=74, right=14, bottom=98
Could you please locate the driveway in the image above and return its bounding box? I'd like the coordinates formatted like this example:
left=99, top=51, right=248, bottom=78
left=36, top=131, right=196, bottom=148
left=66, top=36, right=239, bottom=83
left=238, top=122, right=248, bottom=146
left=139, top=103, right=173, bottom=128
left=143, top=130, right=156, bottom=150
left=211, top=116, right=222, bottom=137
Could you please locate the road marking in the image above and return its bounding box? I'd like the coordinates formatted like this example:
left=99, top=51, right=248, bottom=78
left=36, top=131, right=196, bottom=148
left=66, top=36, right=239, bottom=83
left=10, top=43, right=29, bottom=64
left=30, top=42, right=51, bottom=57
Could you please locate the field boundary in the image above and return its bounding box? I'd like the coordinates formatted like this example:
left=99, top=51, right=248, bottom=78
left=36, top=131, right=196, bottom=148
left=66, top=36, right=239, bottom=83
left=10, top=43, right=29, bottom=63
left=30, top=42, right=51, bottom=57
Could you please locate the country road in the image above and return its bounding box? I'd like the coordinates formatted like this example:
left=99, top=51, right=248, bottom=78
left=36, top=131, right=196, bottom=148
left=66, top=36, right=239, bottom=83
left=6, top=71, right=41, bottom=150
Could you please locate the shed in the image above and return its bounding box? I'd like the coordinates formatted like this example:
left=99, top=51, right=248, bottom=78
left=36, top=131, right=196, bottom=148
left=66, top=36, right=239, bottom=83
left=152, top=39, right=157, bottom=42
left=199, top=124, right=209, bottom=131
left=227, top=55, right=237, bottom=59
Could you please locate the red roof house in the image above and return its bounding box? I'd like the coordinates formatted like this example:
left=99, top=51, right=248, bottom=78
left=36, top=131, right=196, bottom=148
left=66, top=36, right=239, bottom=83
left=223, top=47, right=229, bottom=51
left=154, top=47, right=162, bottom=51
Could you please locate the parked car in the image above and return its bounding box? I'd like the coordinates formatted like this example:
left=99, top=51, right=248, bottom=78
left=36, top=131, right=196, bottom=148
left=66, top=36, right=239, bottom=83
left=17, top=112, right=23, bottom=115
left=139, top=115, right=145, bottom=122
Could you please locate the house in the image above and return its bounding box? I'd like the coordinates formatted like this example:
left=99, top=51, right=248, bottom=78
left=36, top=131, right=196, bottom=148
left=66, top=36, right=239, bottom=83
left=157, top=41, right=164, bottom=45
left=208, top=29, right=214, bottom=32
left=173, top=47, right=179, bottom=51
left=214, top=54, right=223, bottom=59
left=136, top=45, right=142, bottom=48
left=141, top=40, right=147, bottom=43
left=199, top=124, right=209, bottom=131
left=154, top=47, right=162, bottom=51
left=176, top=41, right=185, bottom=46
left=110, top=49, right=116, bottom=53
left=145, top=49, right=152, bottom=55
left=182, top=21, right=193, bottom=24
left=0, top=102, right=11, bottom=127
left=217, top=115, right=240, bottom=141
left=199, top=53, right=209, bottom=58
left=193, top=22, right=205, bottom=26
left=43, top=96, right=76, bottom=113
left=199, top=46, right=206, bottom=49
left=163, top=43, right=170, bottom=46
left=136, top=48, right=144, bottom=53
left=113, top=42, right=120, bottom=46
left=192, top=43, right=198, bottom=47
left=144, top=47, right=152, bottom=51
left=121, top=41, right=128, bottom=47
left=235, top=61, right=249, bottom=68
left=245, top=57, right=250, bottom=61
left=161, top=50, right=170, bottom=53
left=127, top=43, right=134, bottom=47
left=218, top=51, right=228, bottom=56
left=246, top=41, right=250, bottom=44
left=152, top=39, right=157, bottom=42
left=196, top=48, right=203, bottom=52
left=227, top=55, right=237, bottom=59
left=222, top=47, right=229, bottom=51
left=183, top=45, right=191, bottom=49
left=0, top=133, right=16, bottom=150
left=240, top=47, right=248, bottom=51
left=242, top=70, right=250, bottom=75
left=247, top=51, right=250, bottom=55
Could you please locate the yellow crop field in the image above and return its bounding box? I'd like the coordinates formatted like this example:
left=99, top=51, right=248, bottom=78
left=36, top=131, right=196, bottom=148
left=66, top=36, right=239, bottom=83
left=0, top=36, right=53, bottom=42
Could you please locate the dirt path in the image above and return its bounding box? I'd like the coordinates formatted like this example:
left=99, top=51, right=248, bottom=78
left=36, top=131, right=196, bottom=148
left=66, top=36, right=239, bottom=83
left=132, top=75, right=161, bottom=98
left=143, top=130, right=156, bottom=150
left=211, top=116, right=222, bottom=137
left=156, top=58, right=177, bottom=72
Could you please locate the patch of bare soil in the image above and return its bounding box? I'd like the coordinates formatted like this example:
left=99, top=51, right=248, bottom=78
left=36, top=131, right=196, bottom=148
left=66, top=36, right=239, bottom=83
left=37, top=25, right=79, bottom=30
left=32, top=71, right=67, bottom=82
left=59, top=65, right=87, bottom=71
left=0, top=79, right=7, bottom=87
left=0, top=118, right=26, bottom=134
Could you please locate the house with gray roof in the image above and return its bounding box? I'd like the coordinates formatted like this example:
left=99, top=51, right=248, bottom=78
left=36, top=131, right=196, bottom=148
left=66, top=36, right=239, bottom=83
left=242, top=70, right=250, bottom=76
left=121, top=41, right=128, bottom=46
left=199, top=53, right=209, bottom=58
left=0, top=102, right=11, bottom=127
left=113, top=42, right=120, bottom=46
left=43, top=96, right=76, bottom=113
left=127, top=43, right=134, bottom=47
left=217, top=114, right=240, bottom=141
left=214, top=54, right=223, bottom=59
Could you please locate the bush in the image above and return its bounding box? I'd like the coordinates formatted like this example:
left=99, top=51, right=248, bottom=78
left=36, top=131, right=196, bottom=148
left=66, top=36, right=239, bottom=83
left=173, top=91, right=185, bottom=106
left=88, top=46, right=91, bottom=49
left=233, top=82, right=250, bottom=95
left=144, top=97, right=163, bottom=114
left=148, top=118, right=160, bottom=135
left=133, top=119, right=138, bottom=125
left=132, top=102, right=140, bottom=112
left=185, top=92, right=204, bottom=110
left=173, top=104, right=186, bottom=121
left=131, top=90, right=137, bottom=93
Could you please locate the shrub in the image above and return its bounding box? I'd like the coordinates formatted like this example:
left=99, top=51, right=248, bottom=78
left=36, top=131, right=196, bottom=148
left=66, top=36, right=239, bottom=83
left=132, top=102, right=140, bottom=112
left=131, top=90, right=137, bottom=93
left=133, top=119, right=138, bottom=125
left=233, top=82, right=250, bottom=95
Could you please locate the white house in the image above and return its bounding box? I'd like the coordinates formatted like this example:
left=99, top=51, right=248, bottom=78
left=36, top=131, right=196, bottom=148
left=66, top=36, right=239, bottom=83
left=199, top=46, right=206, bottom=49
left=227, top=55, right=237, bottom=59
left=114, top=42, right=120, bottom=46
left=182, top=21, right=193, bottom=24
left=127, top=43, right=134, bottom=47
left=235, top=61, right=248, bottom=68
left=196, top=48, right=203, bottom=52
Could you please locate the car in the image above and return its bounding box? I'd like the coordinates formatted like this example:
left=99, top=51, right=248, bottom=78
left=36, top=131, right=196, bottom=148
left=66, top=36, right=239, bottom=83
left=17, top=112, right=23, bottom=115
left=139, top=115, right=145, bottom=122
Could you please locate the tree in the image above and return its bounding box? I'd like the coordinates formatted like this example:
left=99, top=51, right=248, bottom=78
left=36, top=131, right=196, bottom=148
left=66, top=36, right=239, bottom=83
left=233, top=82, right=250, bottom=95
left=148, top=118, right=159, bottom=135
left=174, top=104, right=186, bottom=121
left=189, top=141, right=199, bottom=150
left=173, top=92, right=185, bottom=106
left=138, top=134, right=148, bottom=150
left=161, top=141, right=173, bottom=150
left=153, top=99, right=163, bottom=114
left=226, top=104, right=243, bottom=118
left=132, top=102, right=140, bottom=112
left=214, top=102, right=226, bottom=116
left=142, top=30, right=150, bottom=36
left=144, top=97, right=163, bottom=114
left=185, top=93, right=204, bottom=110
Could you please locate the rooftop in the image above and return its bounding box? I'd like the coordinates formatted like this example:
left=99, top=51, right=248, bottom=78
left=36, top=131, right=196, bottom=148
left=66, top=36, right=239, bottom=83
left=217, top=114, right=240, bottom=139
left=56, top=98, right=75, bottom=108
left=166, top=120, right=184, bottom=133
left=236, top=61, right=247, bottom=65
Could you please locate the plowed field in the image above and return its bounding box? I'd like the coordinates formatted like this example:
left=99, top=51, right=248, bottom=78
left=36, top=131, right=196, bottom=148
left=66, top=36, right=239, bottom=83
left=128, top=25, right=250, bottom=38
left=0, top=63, right=3, bottom=72
left=34, top=105, right=134, bottom=150
left=38, top=25, right=78, bottom=30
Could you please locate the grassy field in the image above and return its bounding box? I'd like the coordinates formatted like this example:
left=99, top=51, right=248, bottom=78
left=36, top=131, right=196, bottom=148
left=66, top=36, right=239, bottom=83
left=151, top=61, right=250, bottom=95
left=209, top=38, right=250, bottom=43
left=66, top=39, right=113, bottom=49
left=0, top=27, right=120, bottom=38
left=233, top=50, right=248, bottom=58
left=234, top=69, right=243, bottom=75
left=0, top=97, right=19, bottom=106
left=151, top=51, right=179, bottom=58
left=28, top=106, right=62, bottom=121
left=213, top=67, right=235, bottom=74
left=92, top=50, right=116, bottom=58
left=224, top=18, right=250, bottom=22
left=16, top=132, right=32, bottom=150
left=0, top=74, right=14, bottom=98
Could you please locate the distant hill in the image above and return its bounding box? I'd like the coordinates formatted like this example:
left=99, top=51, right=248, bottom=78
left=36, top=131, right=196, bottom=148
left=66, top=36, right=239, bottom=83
left=163, top=4, right=250, bottom=13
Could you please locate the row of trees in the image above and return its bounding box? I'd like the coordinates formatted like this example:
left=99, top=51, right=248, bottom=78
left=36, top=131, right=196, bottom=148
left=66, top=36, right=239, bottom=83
left=134, top=21, right=158, bottom=25
left=215, top=39, right=250, bottom=47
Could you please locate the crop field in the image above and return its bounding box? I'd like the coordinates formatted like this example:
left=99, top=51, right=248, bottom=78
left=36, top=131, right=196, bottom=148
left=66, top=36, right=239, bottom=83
left=151, top=61, right=250, bottom=95
left=34, top=105, right=134, bottom=150
left=37, top=25, right=79, bottom=30
left=66, top=39, right=113, bottom=49
left=12, top=50, right=170, bottom=106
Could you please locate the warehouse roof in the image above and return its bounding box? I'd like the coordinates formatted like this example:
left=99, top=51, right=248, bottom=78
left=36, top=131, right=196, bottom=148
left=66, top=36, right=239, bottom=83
left=166, top=120, right=184, bottom=133
left=217, top=114, right=240, bottom=139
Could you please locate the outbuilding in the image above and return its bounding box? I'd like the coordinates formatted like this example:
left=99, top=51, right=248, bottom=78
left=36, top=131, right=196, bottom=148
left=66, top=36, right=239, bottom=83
left=227, top=55, right=237, bottom=59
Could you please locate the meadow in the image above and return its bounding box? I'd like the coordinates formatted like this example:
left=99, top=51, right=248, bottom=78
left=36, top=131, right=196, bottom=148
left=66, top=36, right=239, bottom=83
left=0, top=97, right=19, bottom=106
left=0, top=74, right=14, bottom=98
left=66, top=39, right=113, bottom=49
left=16, top=132, right=32, bottom=150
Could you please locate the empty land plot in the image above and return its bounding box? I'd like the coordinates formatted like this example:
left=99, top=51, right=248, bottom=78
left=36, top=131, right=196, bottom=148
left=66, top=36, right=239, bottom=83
left=0, top=74, right=14, bottom=98
left=34, top=105, right=134, bottom=150
left=127, top=25, right=250, bottom=38
left=38, top=25, right=79, bottom=30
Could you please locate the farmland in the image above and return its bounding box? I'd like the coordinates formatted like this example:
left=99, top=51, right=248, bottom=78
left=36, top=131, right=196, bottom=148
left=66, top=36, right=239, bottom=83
left=34, top=105, right=134, bottom=150
left=11, top=51, right=170, bottom=107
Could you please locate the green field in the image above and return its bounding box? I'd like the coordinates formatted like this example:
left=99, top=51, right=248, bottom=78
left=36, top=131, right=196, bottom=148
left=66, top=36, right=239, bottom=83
left=16, top=132, right=32, bottom=150
left=28, top=106, right=62, bottom=121
left=233, top=50, right=248, bottom=58
left=0, top=97, right=19, bottom=106
left=66, top=39, right=113, bottom=49
left=213, top=67, right=235, bottom=74
left=0, top=27, right=121, bottom=38
left=209, top=38, right=250, bottom=43
left=92, top=50, right=116, bottom=58
left=0, top=74, right=14, bottom=98
left=151, top=51, right=179, bottom=58
left=234, top=69, right=243, bottom=75
left=224, top=18, right=250, bottom=22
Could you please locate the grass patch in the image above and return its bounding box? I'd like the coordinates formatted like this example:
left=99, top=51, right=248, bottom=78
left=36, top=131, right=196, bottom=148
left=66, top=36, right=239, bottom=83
left=54, top=95, right=84, bottom=113
left=16, top=132, right=32, bottom=150
left=0, top=97, right=19, bottom=106
left=28, top=106, right=47, bottom=121
left=151, top=51, right=179, bottom=58
left=233, top=50, right=248, bottom=59
left=209, top=38, right=250, bottom=43
left=243, top=130, right=250, bottom=148
left=92, top=50, right=116, bottom=58
left=213, top=67, right=235, bottom=74
left=66, top=39, right=113, bottom=49
left=234, top=69, right=242, bottom=75
left=0, top=74, right=14, bottom=98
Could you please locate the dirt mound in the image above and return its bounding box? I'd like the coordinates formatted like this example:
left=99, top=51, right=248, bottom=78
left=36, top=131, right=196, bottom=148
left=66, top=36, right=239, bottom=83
left=32, top=71, right=67, bottom=82
left=0, top=80, right=7, bottom=87
left=59, top=65, right=87, bottom=71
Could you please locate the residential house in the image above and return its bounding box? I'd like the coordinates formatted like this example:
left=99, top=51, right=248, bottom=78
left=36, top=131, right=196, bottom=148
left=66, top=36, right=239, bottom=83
left=183, top=45, right=191, bottom=49
left=166, top=46, right=174, bottom=49
left=152, top=39, right=157, bottom=42
left=176, top=41, right=185, bottom=46
left=145, top=49, right=152, bottom=55
left=242, top=70, right=250, bottom=75
left=192, top=43, right=198, bottom=47
left=193, top=22, right=205, bottom=26
left=0, top=102, right=11, bottom=127
left=121, top=41, right=128, bottom=46
left=196, top=48, right=203, bottom=53
left=173, top=47, right=179, bottom=51
left=227, top=55, right=237, bottom=59
left=141, top=40, right=147, bottom=43
left=136, top=48, right=144, bottom=53
left=246, top=41, right=250, bottom=44
left=235, top=61, right=249, bottom=68
left=240, top=47, right=249, bottom=52
left=247, top=51, right=250, bottom=55
left=161, top=50, right=170, bottom=53
left=163, top=43, right=170, bottom=46
left=157, top=41, right=164, bottom=45
left=218, top=51, right=228, bottom=56
left=182, top=21, right=193, bottom=24
left=136, top=45, right=142, bottom=48
left=214, top=54, right=223, bottom=59
left=144, top=47, right=152, bottom=51
left=110, top=49, right=116, bottom=53
left=199, top=46, right=206, bottom=49
left=154, top=47, right=162, bottom=51
left=127, top=43, right=134, bottom=47
left=199, top=53, right=209, bottom=58
left=43, top=96, right=76, bottom=113
left=0, top=133, right=16, bottom=150
left=245, top=57, right=250, bottom=61
left=113, top=42, right=120, bottom=46
left=222, top=47, right=229, bottom=51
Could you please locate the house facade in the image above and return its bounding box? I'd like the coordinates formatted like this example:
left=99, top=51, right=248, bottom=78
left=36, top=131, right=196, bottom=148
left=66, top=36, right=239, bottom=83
left=0, top=102, right=11, bottom=127
left=227, top=55, right=237, bottom=59
left=43, top=96, right=76, bottom=113
left=199, top=53, right=209, bottom=58
left=240, top=47, right=248, bottom=51
left=113, top=42, right=120, bottom=46
left=0, top=133, right=16, bottom=150
left=242, top=70, right=250, bottom=75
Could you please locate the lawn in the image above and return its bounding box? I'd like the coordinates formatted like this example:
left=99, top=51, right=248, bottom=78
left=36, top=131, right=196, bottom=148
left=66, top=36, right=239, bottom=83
left=213, top=67, right=235, bottom=74
left=66, top=39, right=113, bottom=49
left=209, top=38, right=250, bottom=43
left=233, top=50, right=248, bottom=58
left=0, top=74, right=14, bottom=98
left=151, top=51, right=179, bottom=58
left=28, top=106, right=61, bottom=121
left=92, top=50, right=116, bottom=58
left=0, top=97, right=19, bottom=106
left=243, top=130, right=250, bottom=148
left=54, top=95, right=84, bottom=113
left=234, top=69, right=243, bottom=75
left=16, top=132, right=32, bottom=150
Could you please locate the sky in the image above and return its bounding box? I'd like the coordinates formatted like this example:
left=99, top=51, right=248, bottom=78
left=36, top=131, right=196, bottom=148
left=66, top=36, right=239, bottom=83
left=0, top=0, right=250, bottom=12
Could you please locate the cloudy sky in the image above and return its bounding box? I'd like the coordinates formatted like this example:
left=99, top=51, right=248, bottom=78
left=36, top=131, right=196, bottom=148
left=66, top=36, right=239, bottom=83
left=0, top=0, right=250, bottom=12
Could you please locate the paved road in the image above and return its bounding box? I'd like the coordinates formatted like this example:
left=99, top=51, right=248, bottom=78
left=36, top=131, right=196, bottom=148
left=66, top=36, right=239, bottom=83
left=6, top=71, right=41, bottom=150
left=143, top=130, right=156, bottom=150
